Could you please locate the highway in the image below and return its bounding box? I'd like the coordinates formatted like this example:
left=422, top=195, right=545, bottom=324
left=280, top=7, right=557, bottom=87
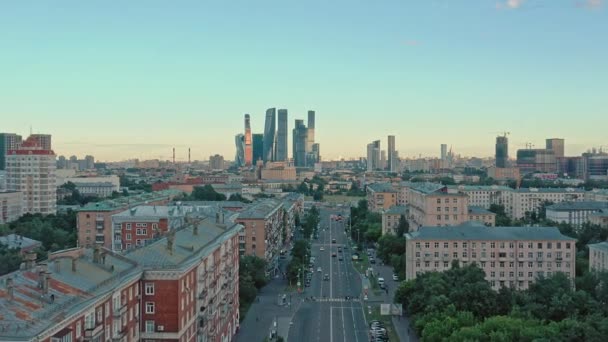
left=288, top=207, right=369, bottom=342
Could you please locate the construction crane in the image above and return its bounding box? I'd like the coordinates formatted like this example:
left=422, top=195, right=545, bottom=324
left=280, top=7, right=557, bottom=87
left=525, top=143, right=535, bottom=149
left=490, top=131, right=511, bottom=137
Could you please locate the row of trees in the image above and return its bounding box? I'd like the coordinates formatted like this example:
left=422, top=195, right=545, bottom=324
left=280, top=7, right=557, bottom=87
left=395, top=263, right=608, bottom=341
left=239, top=255, right=268, bottom=320
left=0, top=211, right=77, bottom=275
left=285, top=206, right=320, bottom=285
left=376, top=215, right=409, bottom=279
left=349, top=200, right=382, bottom=248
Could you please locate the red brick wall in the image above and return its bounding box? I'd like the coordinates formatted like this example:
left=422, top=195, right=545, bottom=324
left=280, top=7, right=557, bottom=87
left=142, top=279, right=179, bottom=332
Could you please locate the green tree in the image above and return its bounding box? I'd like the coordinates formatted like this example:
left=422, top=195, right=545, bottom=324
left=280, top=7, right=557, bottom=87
left=396, top=215, right=409, bottom=237
left=192, top=185, right=227, bottom=201
left=0, top=245, right=23, bottom=276
left=228, top=193, right=252, bottom=203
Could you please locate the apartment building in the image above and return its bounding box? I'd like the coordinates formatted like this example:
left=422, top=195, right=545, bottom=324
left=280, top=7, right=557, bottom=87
left=467, top=206, right=496, bottom=227
left=0, top=213, right=241, bottom=342
left=381, top=205, right=408, bottom=236
left=585, top=189, right=608, bottom=202
left=448, top=185, right=513, bottom=209
left=111, top=205, right=187, bottom=252
left=366, top=182, right=398, bottom=212
left=405, top=222, right=577, bottom=290
left=0, top=190, right=22, bottom=223
left=545, top=201, right=608, bottom=228
left=508, top=188, right=585, bottom=219
left=6, top=135, right=56, bottom=215
left=588, top=242, right=608, bottom=272
left=589, top=210, right=608, bottom=228
left=77, top=189, right=183, bottom=249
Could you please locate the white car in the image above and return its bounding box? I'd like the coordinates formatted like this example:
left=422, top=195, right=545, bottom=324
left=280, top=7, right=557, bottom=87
left=320, top=247, right=325, bottom=251
left=317, top=267, right=322, bottom=273
left=393, top=274, right=399, bottom=281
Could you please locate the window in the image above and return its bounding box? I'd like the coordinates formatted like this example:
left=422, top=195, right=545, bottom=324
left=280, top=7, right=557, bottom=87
left=509, top=262, right=514, bottom=268
left=434, top=242, right=439, bottom=248
left=500, top=262, right=505, bottom=268
left=528, top=252, right=533, bottom=258
left=472, top=242, right=476, bottom=248
left=145, top=283, right=154, bottom=295
left=499, top=271, right=504, bottom=277
left=145, top=321, right=155, bottom=333
left=444, top=215, right=449, bottom=220
left=145, top=302, right=155, bottom=314
left=453, top=198, right=457, bottom=203
left=453, top=252, right=458, bottom=258
left=96, top=307, right=103, bottom=323
left=437, top=198, right=441, bottom=204
left=463, top=242, right=468, bottom=248
left=126, top=233, right=131, bottom=240
left=518, top=252, right=524, bottom=258
left=481, top=262, right=486, bottom=267
left=537, top=252, right=543, bottom=258
left=415, top=252, right=420, bottom=257
left=519, top=262, right=524, bottom=268
left=437, top=207, right=441, bottom=212
left=126, top=223, right=131, bottom=230
left=415, top=242, right=420, bottom=248
left=518, top=242, right=524, bottom=248
left=85, top=313, right=95, bottom=329
left=491, top=271, right=496, bottom=277
left=528, top=272, right=533, bottom=277
left=490, top=242, right=495, bottom=248
left=566, top=242, right=571, bottom=249
left=499, top=252, right=507, bottom=258
left=490, top=262, right=495, bottom=268
left=462, top=252, right=467, bottom=258
left=557, top=242, right=562, bottom=249
left=453, top=242, right=458, bottom=248
left=425, top=242, right=430, bottom=248
left=444, top=262, right=449, bottom=268
left=453, top=207, right=458, bottom=212
left=415, top=262, right=420, bottom=267
left=424, top=262, right=430, bottom=267
left=528, top=262, right=533, bottom=268
left=547, top=242, right=552, bottom=249
left=490, top=252, right=496, bottom=258
left=444, top=242, right=449, bottom=248
left=472, top=252, right=477, bottom=258
left=434, top=262, right=439, bottom=267
left=556, top=262, right=562, bottom=268
left=528, top=242, right=533, bottom=248
left=434, top=252, right=439, bottom=258
left=76, top=321, right=81, bottom=338
left=142, top=228, right=147, bottom=235
left=437, top=215, right=441, bottom=220
left=509, top=242, right=514, bottom=248
left=518, top=272, right=523, bottom=277
left=538, top=262, right=543, bottom=268
left=537, top=242, right=543, bottom=249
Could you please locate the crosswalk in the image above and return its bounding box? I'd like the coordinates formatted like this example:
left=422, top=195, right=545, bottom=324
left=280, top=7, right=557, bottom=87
left=313, top=297, right=361, bottom=303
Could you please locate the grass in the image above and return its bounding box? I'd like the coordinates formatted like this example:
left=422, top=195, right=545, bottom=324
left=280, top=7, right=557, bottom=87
left=364, top=304, right=400, bottom=342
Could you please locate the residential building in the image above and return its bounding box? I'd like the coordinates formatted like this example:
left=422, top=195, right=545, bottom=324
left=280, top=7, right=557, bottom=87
left=58, top=175, right=121, bottom=197
left=260, top=161, right=297, bottom=181
left=366, top=182, right=398, bottom=212
left=448, top=185, right=513, bottom=209
left=589, top=210, right=608, bottom=228
left=487, top=166, right=521, bottom=182
left=0, top=233, right=41, bottom=254
left=0, top=191, right=22, bottom=223
left=292, top=119, right=308, bottom=167
left=588, top=242, right=608, bottom=272
left=467, top=206, right=496, bottom=226
left=6, top=135, right=56, bottom=215
left=209, top=154, right=225, bottom=170
left=111, top=205, right=187, bottom=252
left=0, top=133, right=22, bottom=170
left=382, top=205, right=407, bottom=236
left=546, top=138, right=565, bottom=159
left=387, top=135, right=396, bottom=172
left=406, top=182, right=471, bottom=230
left=244, top=114, right=253, bottom=166
left=405, top=222, right=577, bottom=290
left=29, top=134, right=52, bottom=151
left=516, top=149, right=557, bottom=174
left=545, top=201, right=608, bottom=228
left=0, top=211, right=241, bottom=342
left=586, top=189, right=608, bottom=202
left=366, top=140, right=381, bottom=172
left=235, top=199, right=287, bottom=275
left=263, top=108, right=276, bottom=163
left=495, top=135, right=509, bottom=168
left=77, top=189, right=183, bottom=249
left=508, top=188, right=585, bottom=219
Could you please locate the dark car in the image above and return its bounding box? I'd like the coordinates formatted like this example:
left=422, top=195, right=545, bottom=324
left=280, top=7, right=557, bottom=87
left=370, top=258, right=376, bottom=264
left=332, top=238, right=336, bottom=244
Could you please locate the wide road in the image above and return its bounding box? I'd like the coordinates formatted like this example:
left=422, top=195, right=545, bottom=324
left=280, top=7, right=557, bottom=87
left=288, top=207, right=369, bottom=342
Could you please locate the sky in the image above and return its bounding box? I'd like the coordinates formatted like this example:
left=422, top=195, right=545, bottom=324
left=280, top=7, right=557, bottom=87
left=1, top=0, right=607, bottom=162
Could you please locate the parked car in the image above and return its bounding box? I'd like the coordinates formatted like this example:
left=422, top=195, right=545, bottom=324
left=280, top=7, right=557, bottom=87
left=324, top=274, right=330, bottom=281
left=392, top=274, right=399, bottom=281
left=317, top=267, right=322, bottom=273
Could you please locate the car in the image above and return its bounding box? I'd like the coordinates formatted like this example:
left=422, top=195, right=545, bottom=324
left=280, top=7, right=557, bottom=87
left=324, top=274, right=329, bottom=281
left=338, top=256, right=343, bottom=261
left=317, top=267, right=322, bottom=273
left=379, top=283, right=385, bottom=289
left=320, top=247, right=325, bottom=251
left=369, top=258, right=376, bottom=264
left=332, top=239, right=336, bottom=244
left=332, top=252, right=337, bottom=257
left=392, top=274, right=399, bottom=281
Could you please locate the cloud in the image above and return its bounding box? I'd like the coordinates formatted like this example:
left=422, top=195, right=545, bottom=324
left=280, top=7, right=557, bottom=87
left=403, top=40, right=421, bottom=46
left=496, top=0, right=526, bottom=9
left=576, top=0, right=603, bottom=9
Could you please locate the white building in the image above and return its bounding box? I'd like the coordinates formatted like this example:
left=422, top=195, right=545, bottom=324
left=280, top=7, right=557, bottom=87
left=6, top=135, right=56, bottom=215
left=0, top=191, right=22, bottom=223
left=448, top=185, right=513, bottom=209
left=546, top=201, right=608, bottom=228
left=59, top=175, right=120, bottom=197
left=508, top=188, right=585, bottom=219
left=585, top=189, right=608, bottom=202
left=588, top=242, right=608, bottom=273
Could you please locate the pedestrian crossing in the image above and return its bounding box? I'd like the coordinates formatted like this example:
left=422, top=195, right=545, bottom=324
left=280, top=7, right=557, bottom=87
left=314, top=297, right=361, bottom=303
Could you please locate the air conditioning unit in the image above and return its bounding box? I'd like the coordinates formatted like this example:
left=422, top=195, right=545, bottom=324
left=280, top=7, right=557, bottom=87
left=157, top=325, right=165, bottom=331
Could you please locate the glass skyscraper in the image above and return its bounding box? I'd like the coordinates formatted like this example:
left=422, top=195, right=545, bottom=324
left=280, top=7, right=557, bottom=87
left=263, top=108, right=276, bottom=163
left=276, top=109, right=288, bottom=161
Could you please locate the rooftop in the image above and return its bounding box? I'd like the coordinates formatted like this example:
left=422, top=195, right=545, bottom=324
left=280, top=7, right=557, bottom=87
left=408, top=182, right=447, bottom=194
left=407, top=222, right=575, bottom=241
left=546, top=201, right=608, bottom=212
left=366, top=183, right=396, bottom=193
left=113, top=205, right=187, bottom=219
left=588, top=241, right=608, bottom=253
left=467, top=206, right=495, bottom=215
left=384, top=205, right=408, bottom=215
left=515, top=187, right=585, bottom=194
left=0, top=234, right=41, bottom=250
left=237, top=198, right=283, bottom=219
left=449, top=185, right=512, bottom=192
left=77, top=189, right=183, bottom=212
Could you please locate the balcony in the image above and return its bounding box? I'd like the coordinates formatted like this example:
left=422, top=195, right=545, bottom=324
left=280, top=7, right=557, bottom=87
left=83, top=324, right=103, bottom=341
left=96, top=216, right=104, bottom=222
left=111, top=329, right=126, bottom=342
left=198, top=290, right=208, bottom=300
left=113, top=304, right=127, bottom=318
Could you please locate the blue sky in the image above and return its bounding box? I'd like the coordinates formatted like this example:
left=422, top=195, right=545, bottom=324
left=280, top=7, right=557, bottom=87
left=1, top=0, right=606, bottom=161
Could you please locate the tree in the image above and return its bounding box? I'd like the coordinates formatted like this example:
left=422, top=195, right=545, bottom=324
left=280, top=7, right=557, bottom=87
left=192, top=185, right=227, bottom=201
left=396, top=215, right=409, bottom=237
left=0, top=245, right=23, bottom=276
left=228, top=193, right=252, bottom=203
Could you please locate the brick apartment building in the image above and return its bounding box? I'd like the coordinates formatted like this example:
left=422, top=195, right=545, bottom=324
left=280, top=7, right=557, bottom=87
left=0, top=211, right=241, bottom=342
left=77, top=189, right=183, bottom=249
left=111, top=205, right=187, bottom=252
left=405, top=222, right=576, bottom=290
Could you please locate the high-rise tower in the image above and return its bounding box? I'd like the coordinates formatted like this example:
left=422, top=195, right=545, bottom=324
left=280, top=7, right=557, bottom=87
left=276, top=109, right=288, bottom=161
left=307, top=110, right=315, bottom=152
left=546, top=138, right=565, bottom=158
left=252, top=133, right=264, bottom=163
left=441, top=144, right=448, bottom=161
left=234, top=134, right=245, bottom=166
left=0, top=133, right=22, bottom=170
left=495, top=136, right=509, bottom=168
left=387, top=135, right=395, bottom=171
left=293, top=120, right=308, bottom=167
left=263, top=108, right=276, bottom=163
left=244, top=114, right=253, bottom=165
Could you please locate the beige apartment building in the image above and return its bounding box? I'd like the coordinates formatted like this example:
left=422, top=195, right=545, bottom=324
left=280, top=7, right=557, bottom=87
left=382, top=205, right=408, bottom=235
left=508, top=188, right=585, bottom=219
left=0, top=190, right=22, bottom=224
left=366, top=183, right=398, bottom=212
left=448, top=185, right=513, bottom=209
left=405, top=222, right=577, bottom=290
left=588, top=241, right=608, bottom=272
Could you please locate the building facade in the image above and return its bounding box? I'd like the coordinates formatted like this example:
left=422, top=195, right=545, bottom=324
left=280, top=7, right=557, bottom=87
left=244, top=114, right=253, bottom=166
left=387, top=135, right=396, bottom=172
left=448, top=185, right=513, bottom=209
left=508, top=188, right=585, bottom=219
left=292, top=120, right=308, bottom=167
left=0, top=190, right=22, bottom=223
left=545, top=201, right=608, bottom=228
left=263, top=108, right=276, bottom=163
left=495, top=135, right=509, bottom=168
left=6, top=135, right=56, bottom=215
left=588, top=242, right=608, bottom=273
left=366, top=183, right=398, bottom=212
left=405, top=222, right=577, bottom=290
left=0, top=133, right=22, bottom=170
left=381, top=205, right=407, bottom=236
left=276, top=109, right=288, bottom=162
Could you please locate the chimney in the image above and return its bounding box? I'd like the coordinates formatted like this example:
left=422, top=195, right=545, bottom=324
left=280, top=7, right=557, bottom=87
left=167, top=231, right=175, bottom=255
left=72, top=257, right=78, bottom=272
left=6, top=277, right=14, bottom=301
left=24, top=250, right=37, bottom=269
left=93, top=245, right=101, bottom=264
left=216, top=211, right=224, bottom=225
left=41, top=272, right=50, bottom=294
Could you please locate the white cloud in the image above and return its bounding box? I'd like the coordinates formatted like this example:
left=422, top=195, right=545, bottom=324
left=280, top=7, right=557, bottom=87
left=496, top=0, right=526, bottom=10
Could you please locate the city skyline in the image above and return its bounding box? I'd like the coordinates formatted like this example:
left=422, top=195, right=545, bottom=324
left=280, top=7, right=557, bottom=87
left=1, top=1, right=606, bottom=161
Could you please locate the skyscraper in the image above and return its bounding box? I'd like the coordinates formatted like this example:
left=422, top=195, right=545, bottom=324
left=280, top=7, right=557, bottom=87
left=387, top=135, right=395, bottom=171
left=293, top=120, right=308, bottom=167
left=30, top=134, right=52, bottom=150
left=366, top=143, right=374, bottom=172
left=252, top=133, right=264, bottom=163
left=546, top=138, right=565, bottom=158
left=7, top=134, right=56, bottom=214
left=366, top=140, right=381, bottom=171
left=276, top=109, right=288, bottom=161
left=0, top=133, right=22, bottom=170
left=263, top=108, right=276, bottom=163
left=495, top=135, right=509, bottom=168
left=307, top=111, right=315, bottom=153
left=441, top=144, right=448, bottom=161
left=244, top=114, right=253, bottom=166
left=234, top=134, right=245, bottom=166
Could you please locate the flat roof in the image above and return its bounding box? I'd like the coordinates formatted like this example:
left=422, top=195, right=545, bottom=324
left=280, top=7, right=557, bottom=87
left=588, top=241, right=608, bottom=253
left=515, top=187, right=585, bottom=194
left=546, top=201, right=608, bottom=212
left=78, top=189, right=183, bottom=212
left=467, top=206, right=495, bottom=215
left=407, top=222, right=575, bottom=241
left=0, top=234, right=41, bottom=250
left=367, top=183, right=397, bottom=193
